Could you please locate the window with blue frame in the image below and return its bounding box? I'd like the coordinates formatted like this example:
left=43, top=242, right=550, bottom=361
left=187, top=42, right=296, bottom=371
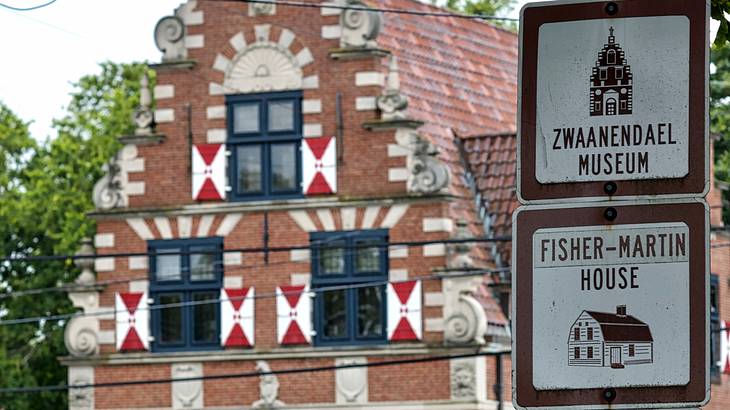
left=311, top=230, right=388, bottom=346
left=226, top=91, right=302, bottom=201
left=149, top=237, right=223, bottom=351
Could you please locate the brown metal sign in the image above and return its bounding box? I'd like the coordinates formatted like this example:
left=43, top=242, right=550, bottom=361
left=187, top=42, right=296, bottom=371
left=512, top=200, right=709, bottom=409
left=517, top=0, right=708, bottom=203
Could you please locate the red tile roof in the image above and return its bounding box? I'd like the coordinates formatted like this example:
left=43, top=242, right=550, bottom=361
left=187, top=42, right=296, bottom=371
left=379, top=0, right=519, bottom=267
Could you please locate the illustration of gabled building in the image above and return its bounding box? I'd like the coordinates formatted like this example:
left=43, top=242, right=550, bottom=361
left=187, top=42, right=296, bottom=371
left=589, top=27, right=633, bottom=116
left=568, top=305, right=653, bottom=369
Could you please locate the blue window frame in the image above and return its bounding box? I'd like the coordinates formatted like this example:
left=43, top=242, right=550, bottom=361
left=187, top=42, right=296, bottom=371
left=311, top=229, right=388, bottom=346
left=226, top=91, right=303, bottom=201
left=149, top=237, right=223, bottom=352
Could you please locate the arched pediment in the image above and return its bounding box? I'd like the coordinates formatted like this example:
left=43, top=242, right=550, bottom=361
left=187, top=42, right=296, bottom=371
left=224, top=42, right=303, bottom=93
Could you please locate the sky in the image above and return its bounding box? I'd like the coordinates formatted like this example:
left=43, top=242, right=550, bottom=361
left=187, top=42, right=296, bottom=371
left=0, top=0, right=711, bottom=140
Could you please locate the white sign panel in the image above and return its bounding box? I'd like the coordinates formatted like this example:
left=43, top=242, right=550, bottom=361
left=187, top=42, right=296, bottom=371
left=532, top=222, right=690, bottom=389
left=535, top=17, right=689, bottom=183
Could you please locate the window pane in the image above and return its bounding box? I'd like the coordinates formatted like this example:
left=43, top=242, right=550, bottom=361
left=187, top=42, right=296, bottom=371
left=357, top=286, right=383, bottom=337
left=237, top=145, right=262, bottom=193
left=193, top=292, right=218, bottom=343
left=323, top=290, right=347, bottom=338
left=159, top=294, right=183, bottom=344
left=233, top=103, right=259, bottom=133
left=271, top=143, right=297, bottom=191
left=156, top=249, right=181, bottom=281
left=317, top=242, right=345, bottom=275
left=356, top=240, right=381, bottom=273
left=268, top=100, right=294, bottom=131
left=190, top=247, right=217, bottom=281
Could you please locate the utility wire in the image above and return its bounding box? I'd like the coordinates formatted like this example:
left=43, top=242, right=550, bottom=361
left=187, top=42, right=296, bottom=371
left=0, top=269, right=507, bottom=326
left=2, top=236, right=510, bottom=263
left=213, top=0, right=519, bottom=22
left=0, top=0, right=57, bottom=11
left=0, top=350, right=506, bottom=394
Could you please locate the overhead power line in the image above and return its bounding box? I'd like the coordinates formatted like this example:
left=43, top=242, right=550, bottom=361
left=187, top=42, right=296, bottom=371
left=0, top=350, right=506, bottom=394
left=1, top=236, right=511, bottom=263
left=0, top=0, right=57, bottom=11
left=0, top=269, right=507, bottom=326
left=215, top=0, right=519, bottom=22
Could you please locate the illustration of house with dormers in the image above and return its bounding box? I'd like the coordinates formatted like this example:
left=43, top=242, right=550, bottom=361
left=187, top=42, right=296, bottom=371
left=568, top=305, right=653, bottom=369
left=589, top=27, right=633, bottom=116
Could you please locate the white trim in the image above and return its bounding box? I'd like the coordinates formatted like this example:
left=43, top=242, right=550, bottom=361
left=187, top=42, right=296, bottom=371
left=223, top=252, right=243, bottom=266
left=316, top=209, right=336, bottom=231
left=278, top=28, right=295, bottom=49
left=424, top=318, right=445, bottom=332
left=423, top=243, right=446, bottom=257
left=184, top=35, right=204, bottom=48
left=207, top=129, right=227, bottom=143
left=302, top=75, right=319, bottom=89
left=216, top=213, right=243, bottom=236
left=206, top=105, right=226, bottom=120
left=154, top=109, right=174, bottom=123
left=94, top=257, right=115, bottom=272
left=295, top=48, right=314, bottom=67
left=361, top=206, right=380, bottom=229
left=128, top=256, right=148, bottom=271
left=321, top=1, right=342, bottom=15
left=303, top=123, right=323, bottom=138
left=322, top=25, right=342, bottom=39
left=94, top=233, right=114, bottom=248
left=127, top=218, right=154, bottom=240
left=153, top=217, right=173, bottom=239
left=388, top=168, right=409, bottom=182
left=423, top=218, right=454, bottom=233
left=223, top=276, right=243, bottom=288
left=389, top=269, right=408, bottom=282
left=341, top=207, right=356, bottom=230
left=381, top=205, right=409, bottom=228
left=254, top=24, right=271, bottom=42
left=196, top=215, right=215, bottom=237
left=424, top=292, right=445, bottom=307
left=229, top=32, right=246, bottom=52
left=124, top=181, right=145, bottom=196
left=129, top=280, right=149, bottom=293
left=356, top=96, right=377, bottom=111
left=302, top=99, right=322, bottom=114
left=291, top=273, right=311, bottom=286
left=209, top=82, right=225, bottom=96
left=154, top=85, right=175, bottom=99
left=289, top=210, right=318, bottom=232
left=177, top=216, right=193, bottom=238
left=389, top=245, right=409, bottom=259
left=388, top=144, right=410, bottom=157
left=355, top=72, right=384, bottom=86
left=213, top=54, right=231, bottom=73
left=290, top=249, right=310, bottom=262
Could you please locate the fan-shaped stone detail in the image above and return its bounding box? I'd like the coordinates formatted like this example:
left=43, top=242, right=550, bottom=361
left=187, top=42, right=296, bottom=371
left=224, top=42, right=303, bottom=93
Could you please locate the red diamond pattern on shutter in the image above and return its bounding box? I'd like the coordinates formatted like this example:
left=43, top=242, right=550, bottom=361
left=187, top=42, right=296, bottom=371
left=221, top=287, right=255, bottom=348
left=387, top=280, right=422, bottom=341
left=302, top=136, right=336, bottom=195
left=723, top=320, right=730, bottom=374
left=115, top=292, right=150, bottom=352
left=192, top=144, right=226, bottom=201
left=276, top=285, right=312, bottom=345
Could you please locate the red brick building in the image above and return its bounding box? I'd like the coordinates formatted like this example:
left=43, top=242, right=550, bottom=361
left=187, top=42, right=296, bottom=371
left=59, top=1, right=730, bottom=409
left=61, top=1, right=518, bottom=409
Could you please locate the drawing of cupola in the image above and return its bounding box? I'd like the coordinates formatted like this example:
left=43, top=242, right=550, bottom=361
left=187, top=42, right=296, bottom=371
left=590, top=27, right=633, bottom=116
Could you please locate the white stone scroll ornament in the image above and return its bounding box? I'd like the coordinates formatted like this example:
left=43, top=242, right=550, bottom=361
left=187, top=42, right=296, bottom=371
left=394, top=129, right=450, bottom=194
left=155, top=15, right=186, bottom=61
left=340, top=0, right=382, bottom=49
left=65, top=239, right=101, bottom=358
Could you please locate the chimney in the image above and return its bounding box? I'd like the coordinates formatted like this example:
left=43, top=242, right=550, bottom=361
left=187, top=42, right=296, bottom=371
left=616, top=305, right=627, bottom=316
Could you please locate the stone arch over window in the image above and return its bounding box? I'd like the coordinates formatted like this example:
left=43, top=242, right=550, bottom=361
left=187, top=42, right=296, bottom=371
left=211, top=24, right=316, bottom=95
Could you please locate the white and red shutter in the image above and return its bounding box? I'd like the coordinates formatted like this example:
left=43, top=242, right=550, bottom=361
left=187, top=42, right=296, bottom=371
left=387, top=280, right=422, bottom=341
left=221, top=287, right=255, bottom=348
left=722, top=320, right=730, bottom=374
left=276, top=285, right=312, bottom=345
left=192, top=144, right=226, bottom=201
left=115, top=292, right=150, bottom=352
left=302, top=136, right=336, bottom=195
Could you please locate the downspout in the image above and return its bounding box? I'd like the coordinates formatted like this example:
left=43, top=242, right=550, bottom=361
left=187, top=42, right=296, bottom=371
left=494, top=352, right=503, bottom=410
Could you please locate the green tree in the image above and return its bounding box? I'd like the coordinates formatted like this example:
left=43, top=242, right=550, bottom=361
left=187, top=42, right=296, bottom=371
left=0, top=61, right=151, bottom=409
left=441, top=0, right=514, bottom=17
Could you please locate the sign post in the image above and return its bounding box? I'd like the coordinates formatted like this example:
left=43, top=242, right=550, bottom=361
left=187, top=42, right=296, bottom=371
left=513, top=1, right=710, bottom=409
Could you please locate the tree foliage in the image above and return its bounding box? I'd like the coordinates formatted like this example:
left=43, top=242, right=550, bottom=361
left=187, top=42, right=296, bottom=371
left=0, top=62, right=150, bottom=409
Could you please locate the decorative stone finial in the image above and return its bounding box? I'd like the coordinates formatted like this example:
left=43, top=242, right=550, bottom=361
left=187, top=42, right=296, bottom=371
left=133, top=72, right=154, bottom=136
left=340, top=0, right=382, bottom=49
left=252, top=361, right=285, bottom=408
left=448, top=219, right=475, bottom=269
left=377, top=57, right=408, bottom=121
left=155, top=15, right=186, bottom=61
left=74, top=238, right=96, bottom=286
left=408, top=133, right=450, bottom=194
